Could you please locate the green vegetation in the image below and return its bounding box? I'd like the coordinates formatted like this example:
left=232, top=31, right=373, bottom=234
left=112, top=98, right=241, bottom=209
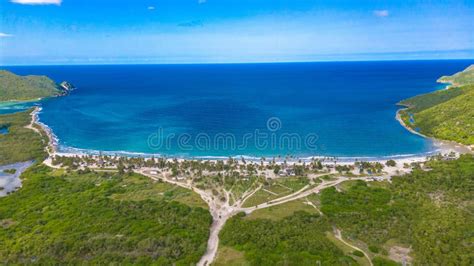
left=399, top=86, right=465, bottom=113
left=372, top=257, right=400, bottom=266
left=244, top=198, right=318, bottom=221
left=109, top=173, right=208, bottom=209
left=438, top=64, right=474, bottom=87
left=368, top=245, right=380, bottom=253
left=0, top=165, right=211, bottom=264
left=0, top=70, right=62, bottom=101
left=0, top=107, right=212, bottom=264
left=214, top=246, right=249, bottom=266
left=220, top=211, right=356, bottom=265
left=321, top=181, right=395, bottom=245
left=2, top=71, right=473, bottom=265
left=324, top=232, right=372, bottom=266
left=242, top=177, right=308, bottom=207
left=3, top=168, right=16, bottom=174
left=241, top=189, right=277, bottom=207
left=320, top=155, right=474, bottom=265
left=219, top=155, right=474, bottom=265
left=398, top=65, right=474, bottom=145
left=0, top=109, right=48, bottom=165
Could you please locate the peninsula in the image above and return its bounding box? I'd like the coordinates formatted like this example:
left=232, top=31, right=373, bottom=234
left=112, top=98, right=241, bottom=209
left=0, top=70, right=74, bottom=102
left=398, top=65, right=474, bottom=146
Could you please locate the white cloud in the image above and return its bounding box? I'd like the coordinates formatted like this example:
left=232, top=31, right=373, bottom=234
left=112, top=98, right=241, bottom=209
left=10, top=0, right=61, bottom=5
left=0, top=33, right=13, bottom=38
left=148, top=6, right=155, bottom=10
left=198, top=0, right=206, bottom=4
left=373, top=10, right=389, bottom=17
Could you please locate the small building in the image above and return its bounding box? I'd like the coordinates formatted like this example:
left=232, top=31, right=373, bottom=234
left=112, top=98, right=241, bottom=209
left=285, top=168, right=295, bottom=176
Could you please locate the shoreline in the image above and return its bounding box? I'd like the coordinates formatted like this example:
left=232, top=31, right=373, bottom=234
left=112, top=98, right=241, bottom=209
left=395, top=101, right=472, bottom=156
left=31, top=107, right=469, bottom=165
left=36, top=133, right=464, bottom=168
left=30, top=106, right=58, bottom=154
left=21, top=81, right=470, bottom=165
left=0, top=98, right=42, bottom=104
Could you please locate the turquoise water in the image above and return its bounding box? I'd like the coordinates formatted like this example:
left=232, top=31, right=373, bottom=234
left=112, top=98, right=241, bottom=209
left=0, top=101, right=37, bottom=115
left=4, top=60, right=473, bottom=158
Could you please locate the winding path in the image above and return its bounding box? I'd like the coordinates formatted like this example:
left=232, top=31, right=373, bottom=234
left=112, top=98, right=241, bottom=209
left=334, top=228, right=373, bottom=266
left=138, top=169, right=382, bottom=266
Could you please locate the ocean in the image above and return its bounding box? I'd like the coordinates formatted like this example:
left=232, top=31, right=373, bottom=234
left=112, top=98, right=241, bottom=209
left=4, top=60, right=473, bottom=159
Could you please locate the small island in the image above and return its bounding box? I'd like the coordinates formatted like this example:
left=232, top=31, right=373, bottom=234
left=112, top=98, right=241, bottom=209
left=0, top=70, right=75, bottom=102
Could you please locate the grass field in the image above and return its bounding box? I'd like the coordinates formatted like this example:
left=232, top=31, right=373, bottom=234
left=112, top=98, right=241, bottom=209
left=242, top=177, right=309, bottom=207
left=245, top=198, right=318, bottom=221
left=109, top=174, right=208, bottom=209
left=213, top=246, right=249, bottom=266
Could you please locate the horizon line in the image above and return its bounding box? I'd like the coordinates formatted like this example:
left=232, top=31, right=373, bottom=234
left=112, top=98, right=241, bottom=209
left=2, top=58, right=474, bottom=67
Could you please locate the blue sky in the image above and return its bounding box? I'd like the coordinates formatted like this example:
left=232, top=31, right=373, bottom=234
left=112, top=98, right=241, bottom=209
left=1, top=0, right=473, bottom=65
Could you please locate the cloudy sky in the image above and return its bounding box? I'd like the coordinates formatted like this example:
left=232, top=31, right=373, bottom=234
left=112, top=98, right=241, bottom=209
left=1, top=0, right=473, bottom=65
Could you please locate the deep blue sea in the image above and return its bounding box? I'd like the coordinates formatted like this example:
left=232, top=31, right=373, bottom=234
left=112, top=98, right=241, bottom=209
left=3, top=60, right=473, bottom=158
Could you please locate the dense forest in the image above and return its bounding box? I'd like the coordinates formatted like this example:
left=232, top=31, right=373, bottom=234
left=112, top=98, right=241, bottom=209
left=220, top=155, right=474, bottom=265
left=220, top=211, right=357, bottom=265
left=0, top=165, right=211, bottom=264
left=399, top=65, right=474, bottom=145
left=0, top=109, right=48, bottom=165
left=0, top=70, right=61, bottom=101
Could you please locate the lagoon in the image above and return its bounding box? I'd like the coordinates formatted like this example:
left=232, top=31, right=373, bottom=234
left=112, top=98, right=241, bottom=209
left=0, top=161, right=33, bottom=197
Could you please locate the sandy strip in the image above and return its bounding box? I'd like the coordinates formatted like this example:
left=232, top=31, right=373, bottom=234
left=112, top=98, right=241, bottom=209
left=32, top=105, right=472, bottom=167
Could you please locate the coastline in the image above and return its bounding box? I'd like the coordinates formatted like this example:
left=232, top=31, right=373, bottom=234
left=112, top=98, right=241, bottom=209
left=437, top=77, right=457, bottom=90
left=0, top=98, right=42, bottom=104
left=22, top=81, right=469, bottom=166
left=396, top=107, right=471, bottom=153
left=30, top=105, right=469, bottom=165
left=30, top=106, right=58, bottom=154
left=395, top=80, right=473, bottom=157
left=34, top=121, right=464, bottom=167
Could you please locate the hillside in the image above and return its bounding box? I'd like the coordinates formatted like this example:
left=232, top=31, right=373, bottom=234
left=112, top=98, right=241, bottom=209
left=398, top=65, right=474, bottom=145
left=438, top=64, right=474, bottom=87
left=0, top=109, right=48, bottom=165
left=0, top=70, right=62, bottom=101
left=0, top=166, right=211, bottom=264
